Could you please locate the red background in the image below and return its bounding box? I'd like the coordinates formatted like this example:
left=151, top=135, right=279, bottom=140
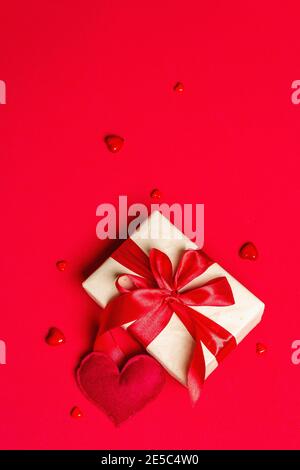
left=0, top=0, right=299, bottom=450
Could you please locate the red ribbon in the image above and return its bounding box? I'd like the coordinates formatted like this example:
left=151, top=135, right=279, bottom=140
left=100, top=238, right=236, bottom=402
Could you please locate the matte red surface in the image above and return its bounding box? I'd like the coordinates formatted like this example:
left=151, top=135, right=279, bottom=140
left=0, top=0, right=299, bottom=449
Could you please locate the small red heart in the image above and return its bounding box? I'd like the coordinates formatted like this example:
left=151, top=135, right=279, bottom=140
left=174, top=82, right=184, bottom=93
left=104, top=135, right=124, bottom=153
left=150, top=188, right=162, bottom=200
left=256, top=342, right=267, bottom=355
left=45, top=327, right=65, bottom=346
left=70, top=406, right=83, bottom=419
left=77, top=352, right=165, bottom=425
left=56, top=260, right=67, bottom=271
left=239, top=242, right=258, bottom=260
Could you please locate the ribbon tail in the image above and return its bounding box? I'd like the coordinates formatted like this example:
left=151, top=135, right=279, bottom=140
left=171, top=300, right=236, bottom=402
left=190, top=309, right=237, bottom=362
left=187, top=340, right=206, bottom=403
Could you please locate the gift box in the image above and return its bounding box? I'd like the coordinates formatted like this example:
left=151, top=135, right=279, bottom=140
left=83, top=211, right=265, bottom=401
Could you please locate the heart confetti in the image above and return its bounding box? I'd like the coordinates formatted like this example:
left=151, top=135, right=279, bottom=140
left=256, top=342, right=267, bottom=355
left=239, top=242, right=258, bottom=260
left=70, top=406, right=83, bottom=419
left=56, top=260, right=67, bottom=271
left=150, top=188, right=162, bottom=200
left=104, top=135, right=124, bottom=153
left=174, top=82, right=184, bottom=93
left=45, top=327, right=65, bottom=346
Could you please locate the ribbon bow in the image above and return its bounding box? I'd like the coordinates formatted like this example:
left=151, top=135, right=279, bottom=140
left=100, top=238, right=236, bottom=402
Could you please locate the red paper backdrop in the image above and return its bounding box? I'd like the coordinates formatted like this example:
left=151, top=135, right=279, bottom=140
left=0, top=0, right=300, bottom=450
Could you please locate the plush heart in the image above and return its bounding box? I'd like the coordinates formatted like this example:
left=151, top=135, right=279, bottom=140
left=77, top=352, right=165, bottom=425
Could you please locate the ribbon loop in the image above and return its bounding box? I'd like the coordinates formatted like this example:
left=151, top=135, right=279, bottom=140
left=174, top=249, right=214, bottom=290
left=150, top=248, right=174, bottom=290
left=178, top=277, right=235, bottom=306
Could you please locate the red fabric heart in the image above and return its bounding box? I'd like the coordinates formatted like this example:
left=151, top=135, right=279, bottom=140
left=77, top=352, right=165, bottom=425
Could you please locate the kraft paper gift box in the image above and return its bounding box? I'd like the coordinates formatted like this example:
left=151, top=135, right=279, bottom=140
left=83, top=211, right=265, bottom=385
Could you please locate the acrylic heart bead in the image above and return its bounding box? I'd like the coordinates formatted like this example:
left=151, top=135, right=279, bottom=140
left=256, top=342, right=267, bottom=355
left=174, top=82, right=184, bottom=93
left=150, top=188, right=162, bottom=200
left=239, top=242, right=258, bottom=260
left=45, top=327, right=65, bottom=346
left=56, top=260, right=67, bottom=271
left=104, top=135, right=124, bottom=153
left=70, top=406, right=83, bottom=419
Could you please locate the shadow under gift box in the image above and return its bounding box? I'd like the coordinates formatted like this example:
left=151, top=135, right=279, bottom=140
left=82, top=211, right=265, bottom=385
